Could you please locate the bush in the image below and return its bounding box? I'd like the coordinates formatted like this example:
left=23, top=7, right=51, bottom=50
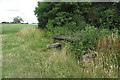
left=70, top=26, right=113, bottom=58
left=45, top=22, right=78, bottom=36
left=71, top=26, right=98, bottom=51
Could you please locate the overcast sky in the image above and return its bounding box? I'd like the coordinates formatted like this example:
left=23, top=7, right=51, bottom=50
left=0, top=0, right=119, bottom=23
left=0, top=0, right=42, bottom=23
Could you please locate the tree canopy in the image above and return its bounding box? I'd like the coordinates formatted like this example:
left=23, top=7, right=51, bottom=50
left=35, top=2, right=120, bottom=30
left=13, top=16, right=24, bottom=23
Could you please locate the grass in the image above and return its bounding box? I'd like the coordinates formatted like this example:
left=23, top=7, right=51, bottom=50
left=1, top=24, right=37, bottom=35
left=2, top=24, right=119, bottom=78
left=0, top=24, right=2, bottom=79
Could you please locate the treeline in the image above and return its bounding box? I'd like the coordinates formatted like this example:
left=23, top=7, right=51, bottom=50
left=35, top=2, right=120, bottom=31
left=1, top=22, right=29, bottom=24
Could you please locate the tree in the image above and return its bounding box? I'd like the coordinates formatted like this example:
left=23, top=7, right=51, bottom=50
left=35, top=2, right=120, bottom=30
left=34, top=2, right=91, bottom=29
left=13, top=16, right=24, bottom=23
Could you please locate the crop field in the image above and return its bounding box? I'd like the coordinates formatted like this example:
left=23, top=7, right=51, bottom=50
left=1, top=24, right=37, bottom=35
left=1, top=24, right=119, bottom=78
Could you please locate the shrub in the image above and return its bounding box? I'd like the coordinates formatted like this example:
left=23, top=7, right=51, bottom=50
left=70, top=26, right=114, bottom=59
left=71, top=26, right=99, bottom=54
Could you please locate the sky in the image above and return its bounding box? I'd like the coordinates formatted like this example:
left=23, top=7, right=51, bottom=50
left=0, top=0, right=42, bottom=23
left=0, top=0, right=119, bottom=23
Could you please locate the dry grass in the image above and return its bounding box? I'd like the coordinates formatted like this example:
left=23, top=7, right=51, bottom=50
left=94, top=33, right=119, bottom=77
left=97, top=33, right=119, bottom=52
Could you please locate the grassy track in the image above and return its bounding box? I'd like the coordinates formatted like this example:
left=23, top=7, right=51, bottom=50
left=2, top=24, right=118, bottom=78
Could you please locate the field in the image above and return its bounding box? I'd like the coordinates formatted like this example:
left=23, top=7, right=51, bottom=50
left=1, top=24, right=37, bottom=35
left=1, top=24, right=119, bottom=78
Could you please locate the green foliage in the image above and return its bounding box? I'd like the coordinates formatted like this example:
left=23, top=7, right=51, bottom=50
left=70, top=26, right=113, bottom=57
left=45, top=22, right=77, bottom=36
left=35, top=2, right=91, bottom=29
left=13, top=16, right=24, bottom=23
left=85, top=2, right=120, bottom=30
left=35, top=2, right=120, bottom=31
left=45, top=24, right=113, bottom=57
left=46, top=12, right=73, bottom=27
left=70, top=26, right=98, bottom=56
left=73, top=42, right=86, bottom=57
left=100, top=29, right=112, bottom=36
left=35, top=2, right=54, bottom=28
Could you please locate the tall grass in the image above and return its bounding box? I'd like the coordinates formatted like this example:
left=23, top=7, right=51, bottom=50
left=96, top=32, right=119, bottom=71
left=2, top=24, right=119, bottom=78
